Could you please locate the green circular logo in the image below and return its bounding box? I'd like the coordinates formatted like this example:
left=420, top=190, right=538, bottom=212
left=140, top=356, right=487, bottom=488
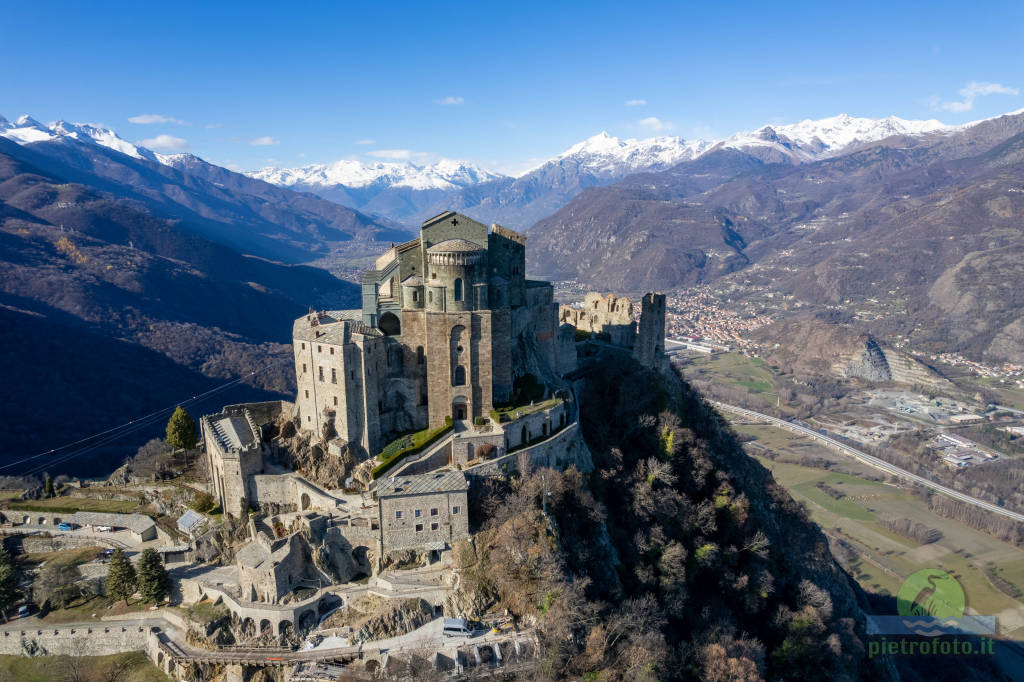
left=896, top=569, right=965, bottom=618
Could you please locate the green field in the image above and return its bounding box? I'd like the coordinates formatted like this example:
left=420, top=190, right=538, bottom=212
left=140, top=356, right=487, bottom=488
left=685, top=352, right=778, bottom=405
left=743, top=428, right=1024, bottom=639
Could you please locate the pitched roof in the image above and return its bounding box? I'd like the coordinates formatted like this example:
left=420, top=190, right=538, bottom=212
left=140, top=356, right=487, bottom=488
left=67, top=511, right=155, bottom=534
left=376, top=470, right=468, bottom=498
left=176, top=509, right=207, bottom=533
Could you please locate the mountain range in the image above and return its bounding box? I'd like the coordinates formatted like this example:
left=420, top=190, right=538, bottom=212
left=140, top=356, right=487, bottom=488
left=0, top=115, right=395, bottom=474
left=246, top=114, right=961, bottom=228
left=526, top=109, right=1024, bottom=365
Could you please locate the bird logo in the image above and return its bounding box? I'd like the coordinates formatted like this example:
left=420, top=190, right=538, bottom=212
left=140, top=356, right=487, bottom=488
left=896, top=568, right=965, bottom=620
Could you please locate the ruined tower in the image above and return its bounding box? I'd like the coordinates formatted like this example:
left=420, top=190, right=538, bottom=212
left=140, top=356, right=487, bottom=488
left=633, top=293, right=666, bottom=368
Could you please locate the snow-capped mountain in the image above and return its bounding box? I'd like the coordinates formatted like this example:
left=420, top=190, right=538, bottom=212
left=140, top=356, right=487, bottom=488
left=711, top=113, right=954, bottom=162
left=249, top=158, right=504, bottom=192
left=541, top=131, right=713, bottom=176
left=0, top=114, right=159, bottom=161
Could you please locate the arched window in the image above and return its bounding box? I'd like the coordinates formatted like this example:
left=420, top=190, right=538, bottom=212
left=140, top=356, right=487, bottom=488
left=454, top=278, right=463, bottom=301
left=453, top=365, right=466, bottom=386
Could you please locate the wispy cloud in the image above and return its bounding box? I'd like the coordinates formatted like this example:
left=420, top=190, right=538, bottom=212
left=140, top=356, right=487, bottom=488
left=129, top=113, right=187, bottom=125
left=366, top=149, right=412, bottom=160
left=139, top=134, right=188, bottom=151
left=625, top=99, right=647, bottom=107
left=250, top=136, right=280, bottom=146
left=355, top=139, right=376, bottom=145
left=931, top=81, right=1019, bottom=113
left=637, top=116, right=673, bottom=132
left=435, top=96, right=464, bottom=106
left=204, top=122, right=223, bottom=129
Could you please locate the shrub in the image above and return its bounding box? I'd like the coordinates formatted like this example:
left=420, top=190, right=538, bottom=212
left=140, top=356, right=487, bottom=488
left=473, top=416, right=488, bottom=426
left=372, top=417, right=454, bottom=479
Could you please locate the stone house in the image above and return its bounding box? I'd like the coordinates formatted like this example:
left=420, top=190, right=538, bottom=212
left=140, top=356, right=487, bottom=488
left=375, top=471, right=469, bottom=561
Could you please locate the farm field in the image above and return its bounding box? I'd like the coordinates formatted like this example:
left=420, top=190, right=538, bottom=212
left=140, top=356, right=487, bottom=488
left=738, top=425, right=1024, bottom=641
left=684, top=352, right=780, bottom=407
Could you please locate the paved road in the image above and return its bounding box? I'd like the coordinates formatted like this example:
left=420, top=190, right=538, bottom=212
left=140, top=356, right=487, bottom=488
left=710, top=400, right=1024, bottom=524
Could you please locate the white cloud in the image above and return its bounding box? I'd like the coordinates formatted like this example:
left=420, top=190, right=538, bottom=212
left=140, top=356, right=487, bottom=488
left=139, top=134, right=188, bottom=151
left=250, top=136, right=280, bottom=146
left=366, top=149, right=412, bottom=159
left=637, top=116, right=673, bottom=132
left=932, top=81, right=1019, bottom=113
left=435, top=96, right=464, bottom=105
left=204, top=122, right=223, bottom=129
left=625, top=99, right=647, bottom=107
left=355, top=139, right=375, bottom=145
left=129, top=114, right=186, bottom=125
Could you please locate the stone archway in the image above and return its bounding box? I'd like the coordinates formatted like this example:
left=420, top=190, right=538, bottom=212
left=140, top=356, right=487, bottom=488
left=260, top=618, right=272, bottom=635
left=298, top=609, right=317, bottom=633
left=300, top=493, right=311, bottom=511
left=241, top=617, right=255, bottom=638
left=278, top=620, right=293, bottom=637
left=379, top=312, right=401, bottom=336
left=452, top=397, right=467, bottom=421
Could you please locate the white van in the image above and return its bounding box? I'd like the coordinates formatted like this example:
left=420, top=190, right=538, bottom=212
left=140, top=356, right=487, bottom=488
left=442, top=617, right=472, bottom=638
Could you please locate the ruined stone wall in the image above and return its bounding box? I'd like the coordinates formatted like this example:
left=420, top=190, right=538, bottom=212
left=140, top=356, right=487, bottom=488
left=634, top=293, right=667, bottom=369
left=555, top=324, right=578, bottom=376
left=560, top=293, right=636, bottom=348
left=379, top=490, right=469, bottom=555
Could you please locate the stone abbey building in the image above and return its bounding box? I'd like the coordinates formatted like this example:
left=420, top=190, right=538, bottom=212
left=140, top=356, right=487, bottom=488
left=293, top=211, right=566, bottom=458
left=188, top=210, right=668, bottom=636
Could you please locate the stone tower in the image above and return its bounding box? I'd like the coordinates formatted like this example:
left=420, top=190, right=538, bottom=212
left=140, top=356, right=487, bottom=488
left=633, top=293, right=666, bottom=368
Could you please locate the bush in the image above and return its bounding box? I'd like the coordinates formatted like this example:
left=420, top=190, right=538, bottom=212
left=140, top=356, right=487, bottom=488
left=473, top=416, right=488, bottom=426
left=192, top=491, right=216, bottom=513
left=372, top=417, right=454, bottom=479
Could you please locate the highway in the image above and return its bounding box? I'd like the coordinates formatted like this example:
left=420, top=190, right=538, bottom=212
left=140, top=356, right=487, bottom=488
left=709, top=400, right=1024, bottom=524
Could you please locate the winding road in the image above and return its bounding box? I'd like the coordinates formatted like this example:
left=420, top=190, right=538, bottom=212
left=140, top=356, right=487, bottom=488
left=709, top=400, right=1024, bottom=524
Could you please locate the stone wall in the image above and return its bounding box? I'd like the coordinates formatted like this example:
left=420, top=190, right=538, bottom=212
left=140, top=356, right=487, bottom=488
left=560, top=292, right=636, bottom=347
left=466, top=421, right=593, bottom=477
left=0, top=624, right=152, bottom=657
left=501, top=400, right=570, bottom=450
left=634, top=293, right=667, bottom=368
left=379, top=490, right=469, bottom=555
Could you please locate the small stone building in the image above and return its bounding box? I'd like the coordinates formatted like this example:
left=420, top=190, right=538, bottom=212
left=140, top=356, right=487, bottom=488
left=201, top=406, right=267, bottom=517
left=376, top=471, right=469, bottom=561
left=236, top=532, right=318, bottom=604
left=66, top=511, right=157, bottom=542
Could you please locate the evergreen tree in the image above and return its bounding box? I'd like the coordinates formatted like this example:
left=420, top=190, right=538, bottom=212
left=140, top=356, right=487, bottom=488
left=105, top=549, right=137, bottom=604
left=136, top=549, right=169, bottom=604
left=43, top=475, right=54, bottom=498
left=0, top=549, right=18, bottom=621
left=165, top=406, right=198, bottom=451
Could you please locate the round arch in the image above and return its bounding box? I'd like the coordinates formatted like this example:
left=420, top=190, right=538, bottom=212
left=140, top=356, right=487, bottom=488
left=379, top=312, right=401, bottom=336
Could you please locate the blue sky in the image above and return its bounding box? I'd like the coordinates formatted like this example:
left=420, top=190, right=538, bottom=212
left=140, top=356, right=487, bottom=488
left=2, top=0, right=1022, bottom=174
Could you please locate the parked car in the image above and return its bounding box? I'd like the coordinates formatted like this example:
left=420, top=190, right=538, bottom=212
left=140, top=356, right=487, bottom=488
left=16, top=605, right=31, bottom=619
left=57, top=522, right=74, bottom=531
left=95, top=526, right=113, bottom=532
left=442, top=617, right=472, bottom=638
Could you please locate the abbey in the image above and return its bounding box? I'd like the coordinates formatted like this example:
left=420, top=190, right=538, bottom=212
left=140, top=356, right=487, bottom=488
left=293, top=211, right=565, bottom=459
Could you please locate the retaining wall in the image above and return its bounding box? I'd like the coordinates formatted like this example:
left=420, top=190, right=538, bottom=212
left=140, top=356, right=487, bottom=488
left=0, top=623, right=152, bottom=656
